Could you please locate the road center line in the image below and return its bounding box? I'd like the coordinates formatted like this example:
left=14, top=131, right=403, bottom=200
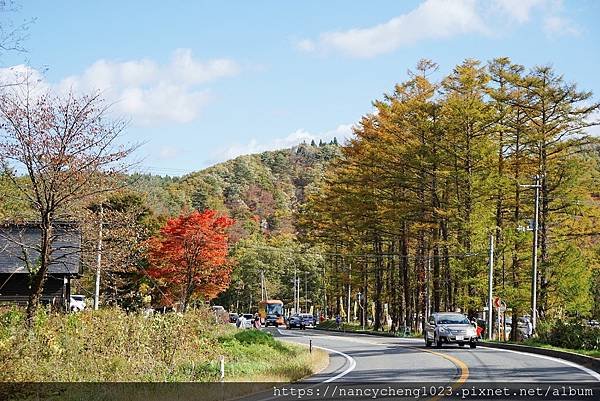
left=415, top=347, right=470, bottom=384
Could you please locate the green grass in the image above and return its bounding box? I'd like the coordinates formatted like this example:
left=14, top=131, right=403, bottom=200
left=0, top=306, right=328, bottom=383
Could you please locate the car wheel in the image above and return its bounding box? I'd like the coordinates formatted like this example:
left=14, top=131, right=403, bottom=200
left=458, top=342, right=465, bottom=347
left=469, top=342, right=477, bottom=349
left=436, top=335, right=443, bottom=348
left=425, top=335, right=432, bottom=347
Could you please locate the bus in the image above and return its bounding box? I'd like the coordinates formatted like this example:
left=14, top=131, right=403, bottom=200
left=258, top=299, right=285, bottom=326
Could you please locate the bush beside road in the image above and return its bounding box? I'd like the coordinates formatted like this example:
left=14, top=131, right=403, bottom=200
left=315, top=319, right=421, bottom=338
left=0, top=307, right=327, bottom=382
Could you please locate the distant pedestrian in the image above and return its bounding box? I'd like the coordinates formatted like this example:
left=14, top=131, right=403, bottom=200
left=335, top=314, right=341, bottom=330
left=254, top=314, right=261, bottom=329
left=525, top=318, right=533, bottom=339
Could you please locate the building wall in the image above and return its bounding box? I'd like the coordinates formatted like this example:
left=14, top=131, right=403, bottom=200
left=0, top=274, right=68, bottom=305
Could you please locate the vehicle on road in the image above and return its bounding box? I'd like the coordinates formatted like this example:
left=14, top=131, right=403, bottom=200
left=425, top=312, right=478, bottom=349
left=264, top=314, right=280, bottom=327
left=70, top=295, right=86, bottom=312
left=286, top=314, right=306, bottom=330
left=299, top=313, right=315, bottom=327
left=237, top=313, right=254, bottom=329
left=229, top=312, right=239, bottom=323
left=258, top=300, right=285, bottom=326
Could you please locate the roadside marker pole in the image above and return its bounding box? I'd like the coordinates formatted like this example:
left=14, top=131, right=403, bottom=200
left=219, top=355, right=225, bottom=382
left=309, top=339, right=312, bottom=353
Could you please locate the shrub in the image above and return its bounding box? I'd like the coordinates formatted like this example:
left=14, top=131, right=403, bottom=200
left=536, top=319, right=600, bottom=351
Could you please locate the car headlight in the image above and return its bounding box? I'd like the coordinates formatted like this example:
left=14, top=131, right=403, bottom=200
left=438, top=326, right=448, bottom=333
left=467, top=327, right=476, bottom=336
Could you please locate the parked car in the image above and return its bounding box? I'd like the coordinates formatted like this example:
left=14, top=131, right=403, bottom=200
left=264, top=314, right=280, bottom=327
left=286, top=314, right=305, bottom=330
left=237, top=313, right=254, bottom=329
left=229, top=313, right=239, bottom=323
left=70, top=295, right=86, bottom=312
left=588, top=319, right=599, bottom=328
left=424, top=312, right=478, bottom=348
left=299, top=313, right=315, bottom=327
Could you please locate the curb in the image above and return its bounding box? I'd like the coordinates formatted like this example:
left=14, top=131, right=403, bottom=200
left=481, top=342, right=600, bottom=374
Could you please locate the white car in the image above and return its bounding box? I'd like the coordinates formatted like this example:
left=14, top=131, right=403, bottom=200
left=236, top=313, right=254, bottom=329
left=425, top=312, right=478, bottom=348
left=70, top=295, right=86, bottom=312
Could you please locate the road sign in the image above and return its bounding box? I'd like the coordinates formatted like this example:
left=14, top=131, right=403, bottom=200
left=493, top=296, right=502, bottom=309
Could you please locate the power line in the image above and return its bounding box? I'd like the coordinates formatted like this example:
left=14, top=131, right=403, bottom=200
left=233, top=244, right=486, bottom=260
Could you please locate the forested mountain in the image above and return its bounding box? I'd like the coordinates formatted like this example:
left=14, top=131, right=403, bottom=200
left=128, top=141, right=341, bottom=235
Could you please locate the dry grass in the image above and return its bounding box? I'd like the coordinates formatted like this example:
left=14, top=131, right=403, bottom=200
left=0, top=306, right=328, bottom=384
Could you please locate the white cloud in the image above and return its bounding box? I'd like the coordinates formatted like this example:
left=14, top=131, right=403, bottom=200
left=0, top=64, right=50, bottom=94
left=543, top=15, right=580, bottom=37
left=214, top=123, right=354, bottom=162
left=298, top=0, right=582, bottom=58
left=297, top=0, right=487, bottom=58
left=2, top=49, right=240, bottom=126
left=158, top=146, right=180, bottom=160
left=493, top=0, right=544, bottom=23
left=585, top=110, right=600, bottom=137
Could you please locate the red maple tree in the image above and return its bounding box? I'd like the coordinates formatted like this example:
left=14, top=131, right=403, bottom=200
left=147, top=210, right=234, bottom=311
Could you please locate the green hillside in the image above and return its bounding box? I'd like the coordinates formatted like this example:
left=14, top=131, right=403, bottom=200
left=129, top=142, right=341, bottom=236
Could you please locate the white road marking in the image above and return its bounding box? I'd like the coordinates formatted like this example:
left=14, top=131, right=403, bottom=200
left=277, top=328, right=356, bottom=382
left=480, top=346, right=600, bottom=382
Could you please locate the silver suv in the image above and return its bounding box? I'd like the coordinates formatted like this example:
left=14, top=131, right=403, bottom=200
left=424, top=312, right=477, bottom=349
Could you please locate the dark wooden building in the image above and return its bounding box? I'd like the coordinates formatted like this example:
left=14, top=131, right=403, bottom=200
left=0, top=223, right=82, bottom=308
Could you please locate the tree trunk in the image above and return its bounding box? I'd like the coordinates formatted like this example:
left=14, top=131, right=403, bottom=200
left=26, top=215, right=53, bottom=325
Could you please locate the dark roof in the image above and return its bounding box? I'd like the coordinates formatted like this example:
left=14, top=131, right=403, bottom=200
left=0, top=223, right=82, bottom=275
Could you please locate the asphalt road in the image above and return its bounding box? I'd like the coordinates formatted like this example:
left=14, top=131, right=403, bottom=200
left=269, top=327, right=600, bottom=384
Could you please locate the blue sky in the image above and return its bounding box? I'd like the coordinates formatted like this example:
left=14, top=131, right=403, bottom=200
left=2, top=0, right=599, bottom=175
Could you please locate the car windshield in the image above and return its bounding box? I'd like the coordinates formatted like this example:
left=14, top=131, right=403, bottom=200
left=437, top=315, right=469, bottom=325
left=243, top=314, right=253, bottom=319
left=72, top=296, right=84, bottom=301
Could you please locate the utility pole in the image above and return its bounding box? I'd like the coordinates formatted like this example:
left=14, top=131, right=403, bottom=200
left=94, top=202, right=103, bottom=311
left=531, top=175, right=540, bottom=333
left=487, top=233, right=494, bottom=341
left=297, top=275, right=300, bottom=313
left=426, top=255, right=431, bottom=322
left=520, top=175, right=541, bottom=333
left=347, top=263, right=351, bottom=323
left=293, top=268, right=297, bottom=314
left=323, top=266, right=327, bottom=319
left=305, top=270, right=308, bottom=311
